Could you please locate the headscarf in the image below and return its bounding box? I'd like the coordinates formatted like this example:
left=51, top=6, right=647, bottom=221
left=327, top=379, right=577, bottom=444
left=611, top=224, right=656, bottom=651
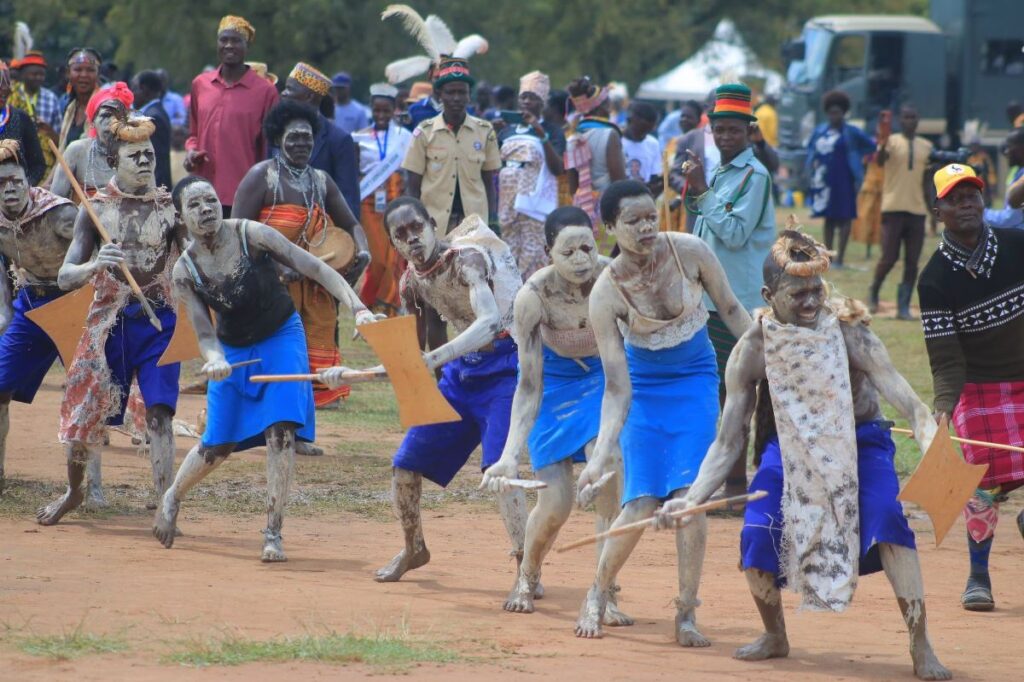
left=289, top=62, right=332, bottom=97
left=571, top=85, right=609, bottom=116
left=85, top=82, right=135, bottom=139
left=217, top=15, right=255, bottom=43
left=519, top=71, right=550, bottom=101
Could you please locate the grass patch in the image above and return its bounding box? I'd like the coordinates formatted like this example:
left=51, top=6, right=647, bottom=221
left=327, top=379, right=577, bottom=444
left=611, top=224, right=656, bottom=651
left=16, top=629, right=128, bottom=660
left=165, top=631, right=458, bottom=670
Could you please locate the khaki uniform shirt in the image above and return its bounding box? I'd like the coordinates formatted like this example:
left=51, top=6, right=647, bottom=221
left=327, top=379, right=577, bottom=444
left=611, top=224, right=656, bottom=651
left=402, top=113, right=501, bottom=233
left=881, top=133, right=933, bottom=215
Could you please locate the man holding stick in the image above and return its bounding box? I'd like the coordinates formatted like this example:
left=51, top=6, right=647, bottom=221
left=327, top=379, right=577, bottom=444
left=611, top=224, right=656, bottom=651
left=320, top=196, right=526, bottom=583
left=659, top=230, right=950, bottom=680
left=37, top=114, right=186, bottom=526
left=918, top=164, right=1024, bottom=611
left=153, top=176, right=378, bottom=561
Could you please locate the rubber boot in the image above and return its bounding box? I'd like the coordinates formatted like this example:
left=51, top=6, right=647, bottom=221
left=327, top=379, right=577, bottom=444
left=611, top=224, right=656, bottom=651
left=897, top=283, right=916, bottom=321
left=962, top=535, right=994, bottom=611
left=868, top=280, right=881, bottom=314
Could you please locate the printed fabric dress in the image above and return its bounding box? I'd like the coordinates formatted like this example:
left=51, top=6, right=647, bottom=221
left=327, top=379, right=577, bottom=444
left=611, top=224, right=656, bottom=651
left=499, top=130, right=558, bottom=278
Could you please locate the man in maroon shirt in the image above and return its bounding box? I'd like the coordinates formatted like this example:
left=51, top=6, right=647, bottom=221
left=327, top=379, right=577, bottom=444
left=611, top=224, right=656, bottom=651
left=184, top=15, right=278, bottom=215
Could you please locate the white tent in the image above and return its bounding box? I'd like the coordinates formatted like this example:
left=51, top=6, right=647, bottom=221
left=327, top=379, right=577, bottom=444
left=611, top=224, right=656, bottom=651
left=637, top=19, right=783, bottom=101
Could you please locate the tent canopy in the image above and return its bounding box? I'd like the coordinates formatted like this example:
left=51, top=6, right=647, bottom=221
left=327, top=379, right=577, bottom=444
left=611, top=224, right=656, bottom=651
left=637, top=19, right=782, bottom=101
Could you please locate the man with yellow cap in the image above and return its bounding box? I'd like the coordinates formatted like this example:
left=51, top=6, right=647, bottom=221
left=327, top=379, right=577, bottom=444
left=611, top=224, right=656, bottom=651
left=919, top=163, right=1024, bottom=613
left=184, top=15, right=279, bottom=216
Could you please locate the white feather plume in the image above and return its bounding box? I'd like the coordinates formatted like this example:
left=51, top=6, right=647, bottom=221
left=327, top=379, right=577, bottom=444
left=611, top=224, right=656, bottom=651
left=381, top=4, right=438, bottom=62
left=425, top=15, right=457, bottom=57
left=14, top=22, right=33, bottom=60
left=453, top=35, right=489, bottom=59
left=385, top=55, right=432, bottom=85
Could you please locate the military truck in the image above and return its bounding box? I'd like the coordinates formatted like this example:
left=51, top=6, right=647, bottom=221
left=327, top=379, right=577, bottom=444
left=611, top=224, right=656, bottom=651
left=777, top=0, right=1024, bottom=177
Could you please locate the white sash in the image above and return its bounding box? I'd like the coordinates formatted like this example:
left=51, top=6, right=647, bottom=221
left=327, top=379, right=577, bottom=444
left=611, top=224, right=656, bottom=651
left=359, top=131, right=411, bottom=200
left=761, top=312, right=860, bottom=612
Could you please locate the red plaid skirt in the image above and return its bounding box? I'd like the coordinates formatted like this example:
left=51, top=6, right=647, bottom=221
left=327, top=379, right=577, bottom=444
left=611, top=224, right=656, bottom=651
left=953, top=381, right=1024, bottom=490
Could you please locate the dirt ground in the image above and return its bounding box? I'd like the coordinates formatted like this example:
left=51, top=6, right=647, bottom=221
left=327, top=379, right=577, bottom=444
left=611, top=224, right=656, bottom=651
left=1, top=377, right=1022, bottom=682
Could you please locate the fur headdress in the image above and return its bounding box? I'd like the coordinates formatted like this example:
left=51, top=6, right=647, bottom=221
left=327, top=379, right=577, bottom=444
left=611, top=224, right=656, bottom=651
left=382, top=5, right=488, bottom=85
left=109, top=115, right=156, bottom=144
left=0, top=140, right=21, bottom=164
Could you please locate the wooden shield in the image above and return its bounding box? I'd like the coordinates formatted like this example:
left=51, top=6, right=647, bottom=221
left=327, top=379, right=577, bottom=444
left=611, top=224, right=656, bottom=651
left=157, top=307, right=202, bottom=366
left=897, top=418, right=988, bottom=547
left=356, top=315, right=460, bottom=429
left=24, top=284, right=94, bottom=366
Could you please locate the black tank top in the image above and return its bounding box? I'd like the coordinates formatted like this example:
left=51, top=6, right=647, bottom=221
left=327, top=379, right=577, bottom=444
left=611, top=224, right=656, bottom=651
left=180, top=220, right=296, bottom=347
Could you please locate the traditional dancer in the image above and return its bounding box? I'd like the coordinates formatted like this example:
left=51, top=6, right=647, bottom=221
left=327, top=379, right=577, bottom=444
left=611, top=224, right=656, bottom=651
left=321, top=196, right=525, bottom=582
left=573, top=180, right=751, bottom=644
left=352, top=83, right=413, bottom=315
left=233, top=100, right=370, bottom=416
left=0, top=141, right=77, bottom=492
left=37, top=114, right=184, bottom=525
left=153, top=176, right=378, bottom=561
left=480, top=206, right=629, bottom=624
left=919, top=164, right=1024, bottom=611
left=49, top=84, right=134, bottom=201
left=660, top=230, right=950, bottom=680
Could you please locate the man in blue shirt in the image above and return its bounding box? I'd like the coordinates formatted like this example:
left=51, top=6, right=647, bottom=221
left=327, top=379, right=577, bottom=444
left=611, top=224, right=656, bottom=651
left=984, top=128, right=1024, bottom=229
left=683, top=82, right=776, bottom=497
left=330, top=72, right=369, bottom=134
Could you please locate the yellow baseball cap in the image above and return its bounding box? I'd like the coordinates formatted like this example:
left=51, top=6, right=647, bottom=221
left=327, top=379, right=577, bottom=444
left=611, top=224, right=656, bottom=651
left=934, top=163, right=984, bottom=199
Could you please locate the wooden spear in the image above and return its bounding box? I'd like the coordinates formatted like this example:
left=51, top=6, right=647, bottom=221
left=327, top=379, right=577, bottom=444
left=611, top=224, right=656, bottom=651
left=891, top=427, right=1024, bottom=454
left=48, top=139, right=164, bottom=332
left=555, top=490, right=768, bottom=553
left=250, top=368, right=387, bottom=384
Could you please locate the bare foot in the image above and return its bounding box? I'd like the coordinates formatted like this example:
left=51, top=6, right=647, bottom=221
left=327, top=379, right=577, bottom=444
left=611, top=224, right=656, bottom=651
left=604, top=600, right=634, bottom=627
left=261, top=530, right=287, bottom=562
left=574, top=587, right=605, bottom=638
left=36, top=487, right=84, bottom=526
left=86, top=480, right=108, bottom=508
left=735, top=633, right=790, bottom=661
left=675, top=611, right=711, bottom=647
left=503, top=572, right=535, bottom=614
left=374, top=545, right=430, bottom=582
left=533, top=580, right=545, bottom=600
left=152, top=494, right=180, bottom=549
left=295, top=441, right=324, bottom=457
left=913, top=643, right=952, bottom=680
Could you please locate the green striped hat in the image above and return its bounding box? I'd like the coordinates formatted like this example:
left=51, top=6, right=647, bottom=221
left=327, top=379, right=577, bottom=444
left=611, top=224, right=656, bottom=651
left=708, top=83, right=757, bottom=122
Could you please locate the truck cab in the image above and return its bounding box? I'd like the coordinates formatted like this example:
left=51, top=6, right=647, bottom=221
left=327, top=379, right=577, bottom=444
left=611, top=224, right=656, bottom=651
left=778, top=15, right=947, bottom=177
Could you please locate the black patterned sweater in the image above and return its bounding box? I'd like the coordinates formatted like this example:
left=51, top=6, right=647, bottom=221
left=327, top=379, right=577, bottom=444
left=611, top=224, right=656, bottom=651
left=918, top=227, right=1024, bottom=414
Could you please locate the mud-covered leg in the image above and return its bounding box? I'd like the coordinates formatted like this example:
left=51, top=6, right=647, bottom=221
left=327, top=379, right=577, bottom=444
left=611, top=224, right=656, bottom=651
left=880, top=543, right=952, bottom=680
left=499, top=484, right=539, bottom=595
left=375, top=467, right=431, bottom=581
left=37, top=442, right=88, bottom=525
left=85, top=449, right=107, bottom=507
left=505, top=460, right=573, bottom=614
left=593, top=448, right=633, bottom=627
left=0, top=392, right=10, bottom=493
left=147, top=405, right=175, bottom=500
left=674, top=503, right=710, bottom=647
left=735, top=568, right=790, bottom=661
left=262, top=423, right=295, bottom=562
left=575, top=497, right=656, bottom=638
left=153, top=442, right=231, bottom=548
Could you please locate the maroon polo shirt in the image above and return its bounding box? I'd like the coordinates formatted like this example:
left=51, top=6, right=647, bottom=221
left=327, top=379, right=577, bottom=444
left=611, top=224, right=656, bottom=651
left=185, top=65, right=279, bottom=205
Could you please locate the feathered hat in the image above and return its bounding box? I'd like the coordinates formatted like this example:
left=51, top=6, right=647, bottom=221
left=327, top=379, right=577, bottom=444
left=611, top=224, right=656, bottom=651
left=381, top=5, right=489, bottom=85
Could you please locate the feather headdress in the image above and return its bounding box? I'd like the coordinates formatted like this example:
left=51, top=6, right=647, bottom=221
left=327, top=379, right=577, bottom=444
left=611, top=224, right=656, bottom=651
left=382, top=5, right=488, bottom=85
left=13, top=22, right=33, bottom=61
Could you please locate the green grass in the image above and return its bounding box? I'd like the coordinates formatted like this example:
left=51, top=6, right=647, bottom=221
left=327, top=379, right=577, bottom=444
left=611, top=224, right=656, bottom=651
left=164, top=631, right=458, bottom=670
left=16, top=628, right=128, bottom=660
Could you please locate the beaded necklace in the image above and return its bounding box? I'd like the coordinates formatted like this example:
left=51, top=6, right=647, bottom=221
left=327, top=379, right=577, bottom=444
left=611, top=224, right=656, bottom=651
left=270, top=156, right=327, bottom=248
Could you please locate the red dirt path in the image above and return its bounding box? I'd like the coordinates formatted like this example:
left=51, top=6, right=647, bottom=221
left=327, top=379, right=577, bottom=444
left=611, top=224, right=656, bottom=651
left=1, top=378, right=1021, bottom=681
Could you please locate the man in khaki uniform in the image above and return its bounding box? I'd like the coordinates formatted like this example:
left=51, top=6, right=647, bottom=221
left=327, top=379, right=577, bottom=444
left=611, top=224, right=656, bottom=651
left=402, top=57, right=500, bottom=234
left=869, top=104, right=933, bottom=320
